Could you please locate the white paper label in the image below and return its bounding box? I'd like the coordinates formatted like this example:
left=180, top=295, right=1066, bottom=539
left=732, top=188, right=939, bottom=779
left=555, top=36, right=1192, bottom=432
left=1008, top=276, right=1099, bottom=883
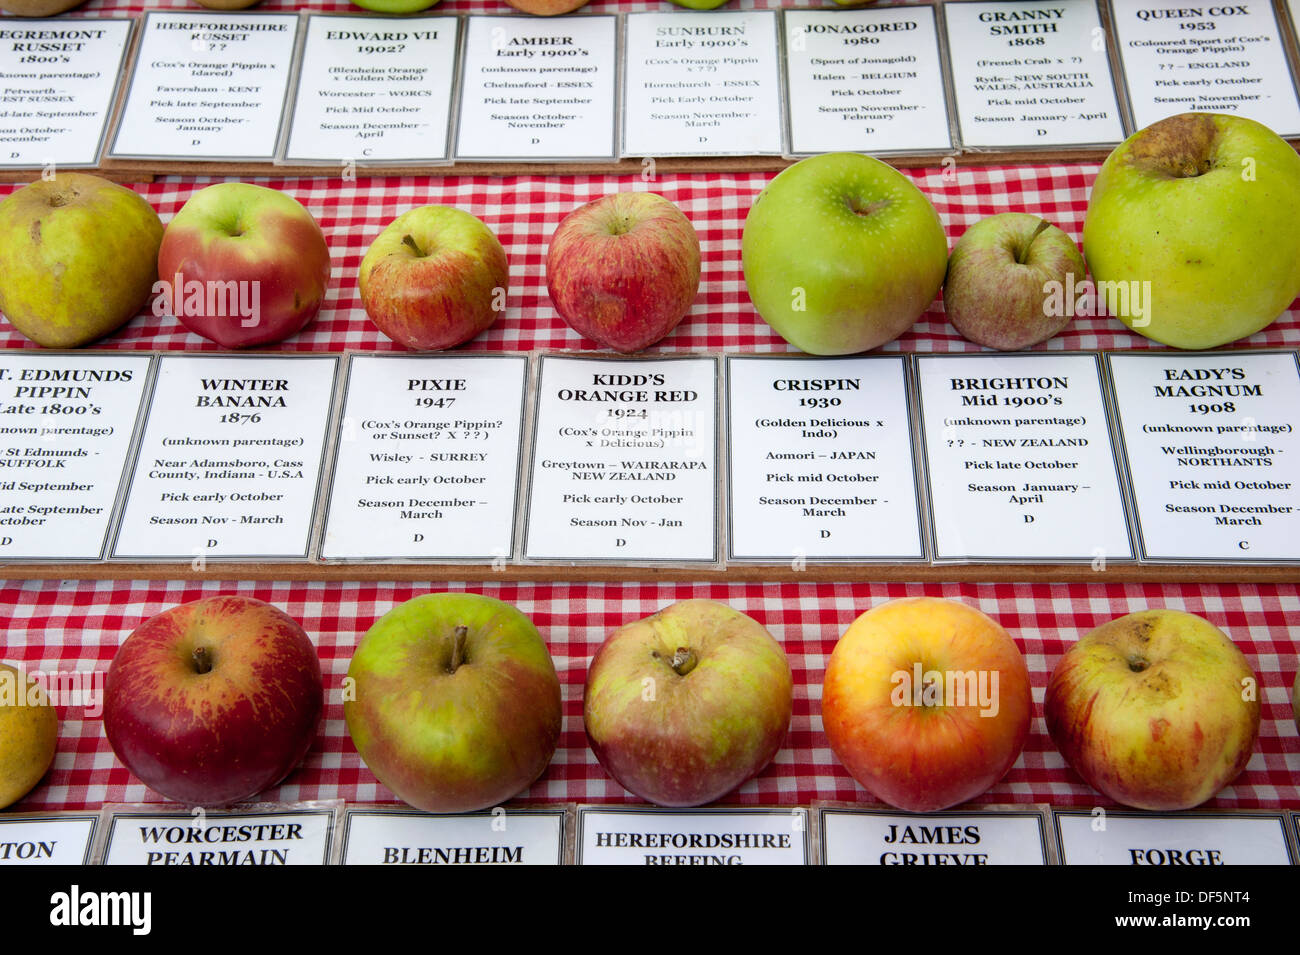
left=0, top=815, right=98, bottom=865
left=0, top=353, right=151, bottom=561
left=1055, top=810, right=1294, bottom=865
left=110, top=12, right=300, bottom=160
left=321, top=355, right=526, bottom=561
left=726, top=356, right=924, bottom=562
left=943, top=0, right=1125, bottom=148
left=783, top=6, right=952, bottom=155
left=111, top=355, right=337, bottom=561
left=0, top=18, right=132, bottom=168
left=622, top=10, right=782, bottom=157
left=577, top=808, right=808, bottom=865
left=819, top=808, right=1050, bottom=865
left=284, top=15, right=458, bottom=164
left=1106, top=351, right=1300, bottom=562
left=340, top=808, right=565, bottom=865
left=455, top=14, right=618, bottom=161
left=916, top=354, right=1133, bottom=562
left=524, top=356, right=718, bottom=563
left=102, top=808, right=336, bottom=865
left=1110, top=0, right=1300, bottom=135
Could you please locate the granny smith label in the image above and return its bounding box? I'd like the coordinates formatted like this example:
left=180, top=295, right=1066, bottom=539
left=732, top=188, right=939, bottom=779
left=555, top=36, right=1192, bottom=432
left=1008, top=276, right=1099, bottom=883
left=915, top=353, right=1134, bottom=563
left=455, top=14, right=618, bottom=162
left=818, top=807, right=1052, bottom=865
left=1108, top=0, right=1300, bottom=136
left=0, top=18, right=132, bottom=169
left=339, top=807, right=567, bottom=865
left=0, top=353, right=152, bottom=562
left=1053, top=809, right=1296, bottom=865
left=1106, top=351, right=1300, bottom=563
left=0, top=815, right=98, bottom=865
left=725, top=355, right=925, bottom=563
left=782, top=6, right=952, bottom=155
left=109, top=11, right=301, bottom=161
left=942, top=0, right=1125, bottom=148
left=321, top=355, right=526, bottom=562
left=576, top=807, right=809, bottom=865
left=283, top=15, right=459, bottom=166
left=111, top=355, right=338, bottom=562
left=622, top=10, right=782, bottom=157
left=523, top=355, right=719, bottom=563
left=100, top=806, right=338, bottom=865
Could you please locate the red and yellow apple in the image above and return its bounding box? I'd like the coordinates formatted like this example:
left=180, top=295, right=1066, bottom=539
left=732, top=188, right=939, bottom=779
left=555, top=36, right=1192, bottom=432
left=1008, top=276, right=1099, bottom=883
left=1045, top=608, right=1260, bottom=811
left=821, top=597, right=1032, bottom=812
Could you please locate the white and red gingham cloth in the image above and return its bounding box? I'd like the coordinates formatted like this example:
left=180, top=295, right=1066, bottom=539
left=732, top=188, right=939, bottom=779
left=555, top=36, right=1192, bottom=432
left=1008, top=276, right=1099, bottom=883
left=0, top=0, right=1297, bottom=814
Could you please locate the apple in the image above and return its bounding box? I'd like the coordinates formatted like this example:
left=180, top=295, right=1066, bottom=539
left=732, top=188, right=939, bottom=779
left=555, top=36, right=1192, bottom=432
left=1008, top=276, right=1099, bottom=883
left=1045, top=608, right=1260, bottom=811
left=349, top=0, right=441, bottom=13
left=0, top=663, right=57, bottom=810
left=546, top=192, right=701, bottom=353
left=742, top=152, right=948, bottom=355
left=943, top=213, right=1086, bottom=350
left=0, top=174, right=162, bottom=348
left=666, top=0, right=730, bottom=9
left=345, top=593, right=562, bottom=813
left=583, top=599, right=792, bottom=807
left=359, top=206, right=509, bottom=351
left=1292, top=670, right=1299, bottom=734
left=103, top=596, right=323, bottom=807
left=194, top=0, right=262, bottom=9
left=505, top=0, right=589, bottom=14
left=821, top=597, right=1032, bottom=812
left=0, top=0, right=84, bottom=14
left=1082, top=112, right=1300, bottom=349
left=156, top=182, right=331, bottom=349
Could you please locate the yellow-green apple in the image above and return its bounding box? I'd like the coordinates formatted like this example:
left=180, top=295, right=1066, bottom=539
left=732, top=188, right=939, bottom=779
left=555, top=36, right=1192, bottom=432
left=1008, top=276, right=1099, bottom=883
left=546, top=192, right=701, bottom=353
left=742, top=152, right=948, bottom=355
left=0, top=663, right=57, bottom=810
left=1045, top=608, right=1260, bottom=811
left=1082, top=112, right=1300, bottom=349
left=0, top=174, right=162, bottom=348
left=822, top=597, right=1032, bottom=812
left=943, top=213, right=1086, bottom=350
left=665, top=0, right=729, bottom=8
left=0, top=0, right=84, bottom=13
left=103, top=596, right=324, bottom=807
left=344, top=593, right=561, bottom=813
left=194, top=0, right=262, bottom=9
left=349, top=0, right=440, bottom=12
left=156, top=183, right=331, bottom=348
left=505, top=0, right=589, bottom=13
left=359, top=206, right=509, bottom=351
left=583, top=599, right=792, bottom=807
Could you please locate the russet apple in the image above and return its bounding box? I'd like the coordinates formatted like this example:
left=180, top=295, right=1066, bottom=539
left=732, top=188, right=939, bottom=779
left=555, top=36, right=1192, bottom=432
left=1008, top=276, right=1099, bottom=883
left=505, top=0, right=590, bottom=13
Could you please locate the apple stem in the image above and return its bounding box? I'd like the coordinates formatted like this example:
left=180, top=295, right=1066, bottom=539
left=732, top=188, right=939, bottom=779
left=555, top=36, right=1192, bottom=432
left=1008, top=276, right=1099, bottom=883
left=192, top=646, right=213, bottom=675
left=1017, top=218, right=1052, bottom=265
left=401, top=234, right=424, bottom=258
left=668, top=647, right=697, bottom=677
left=448, top=626, right=468, bottom=674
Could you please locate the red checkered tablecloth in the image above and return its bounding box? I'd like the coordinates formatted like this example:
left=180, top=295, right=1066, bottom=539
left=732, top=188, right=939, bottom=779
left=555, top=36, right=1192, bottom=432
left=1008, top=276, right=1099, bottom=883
left=0, top=0, right=1298, bottom=816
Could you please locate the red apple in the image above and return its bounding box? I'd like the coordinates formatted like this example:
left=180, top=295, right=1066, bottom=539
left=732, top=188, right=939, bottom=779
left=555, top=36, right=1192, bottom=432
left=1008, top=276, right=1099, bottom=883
left=546, top=192, right=701, bottom=353
left=156, top=182, right=332, bottom=348
left=103, top=596, right=323, bottom=807
left=583, top=599, right=792, bottom=807
left=358, top=206, right=509, bottom=351
left=1045, top=608, right=1260, bottom=811
left=821, top=597, right=1032, bottom=812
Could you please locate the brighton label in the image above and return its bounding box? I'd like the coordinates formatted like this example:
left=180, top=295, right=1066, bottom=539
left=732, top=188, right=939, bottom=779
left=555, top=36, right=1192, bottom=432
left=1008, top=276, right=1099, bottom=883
left=0, top=815, right=98, bottom=865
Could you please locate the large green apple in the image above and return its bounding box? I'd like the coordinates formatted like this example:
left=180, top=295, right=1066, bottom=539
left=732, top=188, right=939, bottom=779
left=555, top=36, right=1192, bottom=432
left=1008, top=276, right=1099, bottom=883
left=345, top=593, right=562, bottom=813
left=1083, top=112, right=1300, bottom=350
left=0, top=174, right=162, bottom=348
left=742, top=152, right=948, bottom=355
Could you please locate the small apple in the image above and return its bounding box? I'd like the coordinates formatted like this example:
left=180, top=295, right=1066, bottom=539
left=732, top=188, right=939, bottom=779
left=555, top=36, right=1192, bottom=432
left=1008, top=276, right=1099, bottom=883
left=1045, top=608, right=1260, bottom=811
left=349, top=0, right=441, bottom=13
left=103, top=596, right=323, bottom=807
left=665, top=0, right=730, bottom=9
left=821, top=597, right=1032, bottom=812
left=0, top=173, right=162, bottom=348
left=943, top=213, right=1086, bottom=350
left=157, top=182, right=332, bottom=348
left=359, top=206, right=509, bottom=351
left=742, top=152, right=948, bottom=355
left=0, top=0, right=84, bottom=14
left=193, top=0, right=262, bottom=8
left=345, top=593, right=562, bottom=813
left=1082, top=112, right=1300, bottom=349
left=546, top=192, right=701, bottom=353
left=0, top=663, right=57, bottom=810
left=583, top=599, right=792, bottom=807
left=505, top=0, right=589, bottom=13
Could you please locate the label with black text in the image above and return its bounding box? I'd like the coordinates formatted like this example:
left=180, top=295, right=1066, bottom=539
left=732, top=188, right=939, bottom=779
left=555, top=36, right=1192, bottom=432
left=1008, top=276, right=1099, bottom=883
left=101, top=806, right=337, bottom=865
left=1054, top=809, right=1295, bottom=865
left=340, top=807, right=566, bottom=865
left=0, top=815, right=98, bottom=865
left=576, top=807, right=809, bottom=865
left=819, top=807, right=1051, bottom=865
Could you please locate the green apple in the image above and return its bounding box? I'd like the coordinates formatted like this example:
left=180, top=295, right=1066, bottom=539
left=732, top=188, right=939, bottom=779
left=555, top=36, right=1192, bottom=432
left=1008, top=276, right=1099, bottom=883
left=348, top=0, right=441, bottom=12
left=0, top=174, right=163, bottom=348
left=1083, top=112, right=1300, bottom=350
left=665, top=0, right=730, bottom=9
left=345, top=593, right=562, bottom=813
left=742, top=152, right=948, bottom=355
